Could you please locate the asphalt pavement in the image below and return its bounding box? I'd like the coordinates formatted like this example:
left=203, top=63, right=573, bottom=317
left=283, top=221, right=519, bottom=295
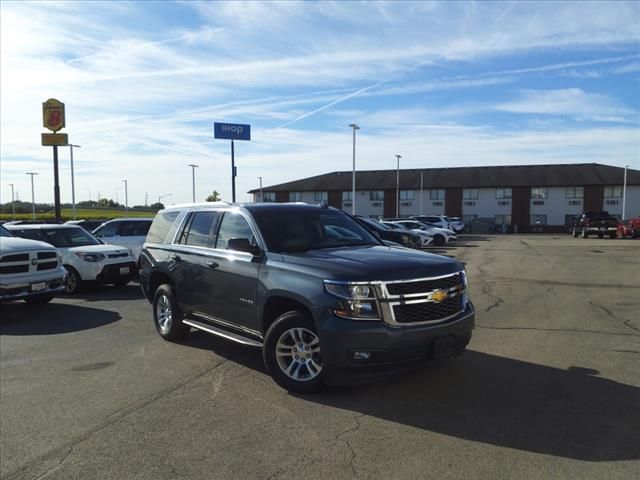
left=1, top=234, right=639, bottom=479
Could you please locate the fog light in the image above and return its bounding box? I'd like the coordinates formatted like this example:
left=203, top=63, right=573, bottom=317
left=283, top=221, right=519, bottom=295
left=352, top=351, right=372, bottom=361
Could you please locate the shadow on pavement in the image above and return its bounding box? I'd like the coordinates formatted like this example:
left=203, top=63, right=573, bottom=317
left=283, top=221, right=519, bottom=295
left=300, top=350, right=640, bottom=462
left=0, top=302, right=121, bottom=335
left=66, top=283, right=144, bottom=302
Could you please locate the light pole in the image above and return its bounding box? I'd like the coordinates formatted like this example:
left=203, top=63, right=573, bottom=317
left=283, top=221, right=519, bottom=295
left=67, top=144, right=81, bottom=220
left=188, top=164, right=198, bottom=202
left=420, top=171, right=424, bottom=215
left=25, top=172, right=38, bottom=221
left=158, top=193, right=172, bottom=206
left=258, top=176, right=263, bottom=202
left=122, top=179, right=128, bottom=211
left=622, top=164, right=629, bottom=220
left=9, top=183, right=15, bottom=220
left=395, top=154, right=402, bottom=218
left=349, top=124, right=359, bottom=215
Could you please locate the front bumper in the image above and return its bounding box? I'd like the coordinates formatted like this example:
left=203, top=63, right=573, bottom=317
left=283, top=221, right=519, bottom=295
left=319, top=302, right=475, bottom=385
left=0, top=275, right=67, bottom=301
left=95, top=262, right=137, bottom=284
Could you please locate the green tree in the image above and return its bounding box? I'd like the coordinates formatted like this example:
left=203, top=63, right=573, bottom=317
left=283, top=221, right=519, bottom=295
left=205, top=190, right=221, bottom=202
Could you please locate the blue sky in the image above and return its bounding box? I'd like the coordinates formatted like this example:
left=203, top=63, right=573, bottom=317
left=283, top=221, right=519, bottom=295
left=1, top=0, right=639, bottom=205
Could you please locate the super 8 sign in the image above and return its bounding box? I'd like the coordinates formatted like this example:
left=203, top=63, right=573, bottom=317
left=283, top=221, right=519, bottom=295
left=42, top=98, right=65, bottom=132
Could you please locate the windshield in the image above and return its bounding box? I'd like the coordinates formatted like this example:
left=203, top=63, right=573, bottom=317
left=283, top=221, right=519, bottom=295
left=359, top=218, right=390, bottom=231
left=20, top=227, right=101, bottom=247
left=0, top=225, right=13, bottom=237
left=251, top=208, right=380, bottom=253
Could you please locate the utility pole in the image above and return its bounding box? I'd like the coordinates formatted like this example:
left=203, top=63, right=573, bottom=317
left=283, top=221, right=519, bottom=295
left=395, top=154, right=402, bottom=218
left=420, top=171, right=424, bottom=215
left=26, top=172, right=38, bottom=221
left=122, top=179, right=128, bottom=211
left=349, top=124, right=359, bottom=215
left=258, top=176, right=263, bottom=202
left=188, top=164, right=199, bottom=202
left=145, top=192, right=148, bottom=207
left=68, top=144, right=81, bottom=220
left=9, top=183, right=15, bottom=220
left=622, top=165, right=629, bottom=220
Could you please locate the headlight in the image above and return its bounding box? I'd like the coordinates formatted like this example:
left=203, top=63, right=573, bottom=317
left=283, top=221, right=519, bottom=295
left=75, top=252, right=106, bottom=262
left=324, top=281, right=380, bottom=320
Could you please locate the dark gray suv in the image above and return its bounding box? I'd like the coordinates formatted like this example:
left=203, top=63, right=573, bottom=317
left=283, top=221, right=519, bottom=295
left=139, top=202, right=475, bottom=393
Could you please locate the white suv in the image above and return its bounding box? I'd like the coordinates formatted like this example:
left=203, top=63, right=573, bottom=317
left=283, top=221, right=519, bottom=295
left=6, top=224, right=136, bottom=294
left=92, top=218, right=153, bottom=261
left=0, top=225, right=67, bottom=303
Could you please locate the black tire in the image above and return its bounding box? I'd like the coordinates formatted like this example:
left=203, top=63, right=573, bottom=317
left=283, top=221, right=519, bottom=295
left=433, top=234, right=446, bottom=246
left=64, top=266, right=81, bottom=294
left=24, top=294, right=54, bottom=304
left=608, top=232, right=616, bottom=239
left=572, top=227, right=578, bottom=238
left=263, top=311, right=325, bottom=394
left=581, top=229, right=588, bottom=239
left=597, top=232, right=604, bottom=239
left=152, top=284, right=190, bottom=341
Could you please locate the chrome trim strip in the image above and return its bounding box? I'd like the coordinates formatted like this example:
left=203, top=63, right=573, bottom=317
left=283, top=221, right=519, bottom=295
left=385, top=296, right=471, bottom=327
left=386, top=287, right=464, bottom=305
left=191, top=312, right=263, bottom=339
left=183, top=319, right=263, bottom=347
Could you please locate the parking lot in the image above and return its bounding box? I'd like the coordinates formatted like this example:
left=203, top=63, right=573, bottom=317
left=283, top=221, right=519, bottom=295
left=1, top=234, right=639, bottom=480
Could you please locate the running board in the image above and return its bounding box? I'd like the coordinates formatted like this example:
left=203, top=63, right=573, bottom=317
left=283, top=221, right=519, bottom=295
left=182, top=319, right=263, bottom=348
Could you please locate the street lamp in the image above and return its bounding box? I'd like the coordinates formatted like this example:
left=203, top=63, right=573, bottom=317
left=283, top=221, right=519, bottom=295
left=68, top=144, right=81, bottom=220
left=622, top=165, right=629, bottom=220
left=258, top=176, right=263, bottom=202
left=158, top=193, right=172, bottom=205
left=395, top=154, right=402, bottom=218
left=9, top=183, right=15, bottom=220
left=25, top=172, right=38, bottom=221
left=188, top=164, right=199, bottom=202
left=349, top=124, right=360, bottom=215
left=122, top=179, right=128, bottom=211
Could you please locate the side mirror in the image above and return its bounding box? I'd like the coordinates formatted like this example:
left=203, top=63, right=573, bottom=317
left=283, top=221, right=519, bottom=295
left=227, top=238, right=261, bottom=256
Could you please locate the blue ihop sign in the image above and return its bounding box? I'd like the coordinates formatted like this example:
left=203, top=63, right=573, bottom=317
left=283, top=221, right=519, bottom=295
left=214, top=122, right=251, bottom=141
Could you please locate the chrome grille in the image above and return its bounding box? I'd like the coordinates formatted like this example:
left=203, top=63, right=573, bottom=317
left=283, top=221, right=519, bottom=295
left=37, top=261, right=58, bottom=271
left=108, top=252, right=129, bottom=258
left=393, top=296, right=462, bottom=324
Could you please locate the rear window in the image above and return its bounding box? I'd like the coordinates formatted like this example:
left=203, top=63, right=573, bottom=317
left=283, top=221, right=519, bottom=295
left=146, top=213, right=179, bottom=244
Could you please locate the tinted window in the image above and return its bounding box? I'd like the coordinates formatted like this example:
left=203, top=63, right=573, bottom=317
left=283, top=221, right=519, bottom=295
left=118, top=220, right=151, bottom=237
left=147, top=212, right=179, bottom=244
left=216, top=212, right=255, bottom=250
left=0, top=226, right=12, bottom=237
left=183, top=212, right=220, bottom=248
left=252, top=208, right=378, bottom=253
left=94, top=222, right=118, bottom=238
left=18, top=227, right=100, bottom=247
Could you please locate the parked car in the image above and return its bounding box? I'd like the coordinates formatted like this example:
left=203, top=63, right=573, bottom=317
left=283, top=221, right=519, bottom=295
left=65, top=219, right=108, bottom=232
left=139, top=203, right=474, bottom=393
left=571, top=211, right=618, bottom=238
left=444, top=216, right=465, bottom=233
left=380, top=221, right=434, bottom=247
left=617, top=218, right=640, bottom=238
left=0, top=225, right=67, bottom=303
left=388, top=219, right=456, bottom=246
left=353, top=216, right=422, bottom=249
left=6, top=224, right=136, bottom=294
left=412, top=215, right=452, bottom=231
left=92, top=218, right=153, bottom=260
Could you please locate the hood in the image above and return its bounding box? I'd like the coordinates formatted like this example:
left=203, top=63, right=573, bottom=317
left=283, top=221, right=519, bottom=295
left=64, top=244, right=132, bottom=256
left=0, top=237, right=57, bottom=254
left=278, top=245, right=463, bottom=282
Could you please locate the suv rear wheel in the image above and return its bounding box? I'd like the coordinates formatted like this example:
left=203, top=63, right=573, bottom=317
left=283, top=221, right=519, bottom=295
left=263, top=311, right=324, bottom=394
left=153, top=284, right=190, bottom=341
left=433, top=234, right=445, bottom=246
left=64, top=267, right=81, bottom=294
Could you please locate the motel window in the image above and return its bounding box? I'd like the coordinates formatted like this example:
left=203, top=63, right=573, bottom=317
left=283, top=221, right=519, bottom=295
left=565, top=187, right=584, bottom=199
left=429, top=189, right=445, bottom=200
left=399, top=190, right=415, bottom=201
left=531, top=187, right=548, bottom=200
left=496, top=188, right=512, bottom=199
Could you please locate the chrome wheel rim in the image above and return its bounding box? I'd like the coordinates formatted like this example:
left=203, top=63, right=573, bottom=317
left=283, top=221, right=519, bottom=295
left=65, top=271, right=77, bottom=293
left=275, top=327, right=322, bottom=382
left=156, top=294, right=172, bottom=334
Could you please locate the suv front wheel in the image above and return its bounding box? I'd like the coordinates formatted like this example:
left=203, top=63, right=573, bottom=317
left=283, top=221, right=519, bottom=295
left=153, top=284, right=190, bottom=341
left=263, top=311, right=324, bottom=394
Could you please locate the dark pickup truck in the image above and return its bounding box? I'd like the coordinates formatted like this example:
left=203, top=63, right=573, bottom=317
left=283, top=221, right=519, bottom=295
left=572, top=211, right=619, bottom=238
left=139, top=203, right=474, bottom=393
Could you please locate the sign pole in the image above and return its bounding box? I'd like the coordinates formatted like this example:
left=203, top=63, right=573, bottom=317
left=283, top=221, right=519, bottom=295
left=231, top=140, right=236, bottom=203
left=53, top=145, right=61, bottom=222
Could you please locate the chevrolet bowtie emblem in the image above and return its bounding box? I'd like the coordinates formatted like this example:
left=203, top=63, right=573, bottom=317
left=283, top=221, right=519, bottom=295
left=431, top=289, right=449, bottom=303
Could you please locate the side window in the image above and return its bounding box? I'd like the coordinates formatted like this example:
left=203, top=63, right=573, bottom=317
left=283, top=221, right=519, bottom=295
left=117, top=221, right=134, bottom=237
left=147, top=212, right=179, bottom=244
left=93, top=222, right=118, bottom=238
left=129, top=221, right=151, bottom=236
left=183, top=212, right=220, bottom=248
left=216, top=213, right=255, bottom=250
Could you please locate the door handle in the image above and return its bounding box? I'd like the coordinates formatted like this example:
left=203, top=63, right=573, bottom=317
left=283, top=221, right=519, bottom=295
left=206, top=261, right=219, bottom=269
